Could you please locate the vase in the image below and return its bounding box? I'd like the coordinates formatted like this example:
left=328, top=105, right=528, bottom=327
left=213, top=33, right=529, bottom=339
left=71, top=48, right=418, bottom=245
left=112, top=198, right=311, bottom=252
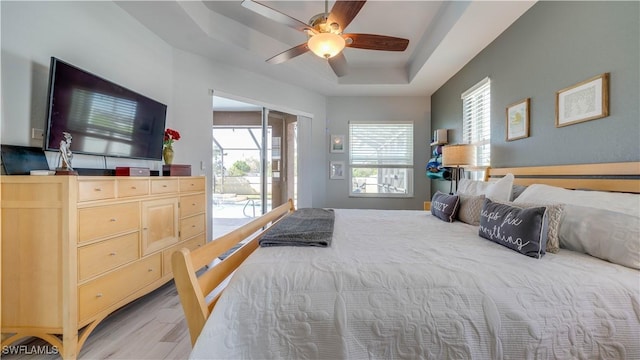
left=163, top=146, right=174, bottom=165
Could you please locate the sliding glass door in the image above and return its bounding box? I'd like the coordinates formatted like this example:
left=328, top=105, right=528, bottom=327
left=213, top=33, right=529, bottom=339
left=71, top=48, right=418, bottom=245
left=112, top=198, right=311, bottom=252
left=212, top=97, right=297, bottom=238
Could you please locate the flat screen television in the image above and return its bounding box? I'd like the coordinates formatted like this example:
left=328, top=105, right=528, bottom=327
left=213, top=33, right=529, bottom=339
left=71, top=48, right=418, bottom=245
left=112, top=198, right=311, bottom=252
left=44, top=57, right=167, bottom=161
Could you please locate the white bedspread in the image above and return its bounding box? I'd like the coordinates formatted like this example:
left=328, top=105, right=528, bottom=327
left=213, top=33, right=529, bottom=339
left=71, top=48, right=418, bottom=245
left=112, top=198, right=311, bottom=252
left=191, top=209, right=640, bottom=359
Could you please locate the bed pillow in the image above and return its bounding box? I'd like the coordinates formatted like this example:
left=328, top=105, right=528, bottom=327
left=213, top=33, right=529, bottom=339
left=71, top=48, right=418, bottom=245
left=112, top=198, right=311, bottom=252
left=457, top=194, right=485, bottom=226
left=510, top=184, right=528, bottom=201
left=515, top=183, right=640, bottom=217
left=506, top=201, right=564, bottom=253
left=479, top=199, right=548, bottom=258
left=431, top=191, right=460, bottom=222
left=457, top=173, right=514, bottom=202
left=559, top=205, right=640, bottom=269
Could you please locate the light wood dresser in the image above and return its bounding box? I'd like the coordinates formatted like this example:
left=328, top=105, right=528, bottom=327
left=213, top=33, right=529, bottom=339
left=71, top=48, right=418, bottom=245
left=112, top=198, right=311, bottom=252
left=1, top=175, right=206, bottom=359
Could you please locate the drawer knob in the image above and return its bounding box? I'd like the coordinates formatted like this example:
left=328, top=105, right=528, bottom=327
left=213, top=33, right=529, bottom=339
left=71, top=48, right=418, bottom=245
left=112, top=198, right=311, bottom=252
left=109, top=252, right=117, bottom=256
left=94, top=188, right=102, bottom=192
left=131, top=186, right=137, bottom=190
left=192, top=203, right=196, bottom=206
left=148, top=268, right=154, bottom=272
left=192, top=225, right=196, bottom=228
left=96, top=293, right=103, bottom=298
left=110, top=218, right=117, bottom=222
left=162, top=185, right=168, bottom=188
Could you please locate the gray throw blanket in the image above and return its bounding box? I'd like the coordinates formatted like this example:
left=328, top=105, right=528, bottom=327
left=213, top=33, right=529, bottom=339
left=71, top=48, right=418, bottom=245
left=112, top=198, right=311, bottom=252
left=259, top=208, right=334, bottom=247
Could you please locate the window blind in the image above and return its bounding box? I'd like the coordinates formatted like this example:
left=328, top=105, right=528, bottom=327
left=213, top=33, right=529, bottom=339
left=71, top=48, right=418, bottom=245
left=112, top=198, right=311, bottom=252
left=70, top=88, right=137, bottom=140
left=461, top=78, right=491, bottom=166
left=349, top=122, right=413, bottom=166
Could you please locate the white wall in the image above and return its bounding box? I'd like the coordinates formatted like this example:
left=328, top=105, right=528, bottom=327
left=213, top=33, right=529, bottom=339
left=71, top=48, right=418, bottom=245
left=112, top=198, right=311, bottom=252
left=1, top=1, right=175, bottom=171
left=169, top=48, right=328, bottom=209
left=326, top=96, right=431, bottom=210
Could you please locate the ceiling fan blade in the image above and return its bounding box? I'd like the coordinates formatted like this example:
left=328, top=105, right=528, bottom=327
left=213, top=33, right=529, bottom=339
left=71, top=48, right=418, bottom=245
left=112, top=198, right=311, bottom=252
left=328, top=1, right=366, bottom=31
left=343, top=33, right=409, bottom=51
left=241, top=0, right=314, bottom=33
left=328, top=52, right=348, bottom=77
left=266, top=43, right=310, bottom=64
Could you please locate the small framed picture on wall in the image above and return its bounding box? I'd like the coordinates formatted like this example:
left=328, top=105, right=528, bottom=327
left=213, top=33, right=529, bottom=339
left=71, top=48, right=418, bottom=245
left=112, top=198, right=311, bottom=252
left=506, top=98, right=530, bottom=141
left=330, top=161, right=345, bottom=180
left=330, top=135, right=345, bottom=153
left=556, top=73, right=609, bottom=127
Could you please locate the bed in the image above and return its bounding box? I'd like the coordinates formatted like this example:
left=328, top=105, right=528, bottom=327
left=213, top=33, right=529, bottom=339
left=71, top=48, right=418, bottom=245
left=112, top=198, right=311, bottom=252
left=173, top=162, right=640, bottom=359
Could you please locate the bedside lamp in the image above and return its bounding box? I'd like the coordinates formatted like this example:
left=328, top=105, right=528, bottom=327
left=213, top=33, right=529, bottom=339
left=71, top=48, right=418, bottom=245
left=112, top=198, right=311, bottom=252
left=442, top=144, right=476, bottom=194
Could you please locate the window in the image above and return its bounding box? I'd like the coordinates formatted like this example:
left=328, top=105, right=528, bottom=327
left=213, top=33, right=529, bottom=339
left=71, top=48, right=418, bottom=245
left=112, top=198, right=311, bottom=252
left=349, top=121, right=413, bottom=197
left=461, top=77, right=491, bottom=168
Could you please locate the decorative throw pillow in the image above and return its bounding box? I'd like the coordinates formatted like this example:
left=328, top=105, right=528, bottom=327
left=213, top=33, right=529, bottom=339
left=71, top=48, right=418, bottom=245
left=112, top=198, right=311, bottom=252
left=506, top=201, right=564, bottom=253
left=479, top=199, right=549, bottom=258
left=559, top=205, right=640, bottom=269
left=457, top=173, right=514, bottom=202
left=457, top=194, right=485, bottom=226
left=510, top=184, right=528, bottom=201
left=431, top=191, right=460, bottom=222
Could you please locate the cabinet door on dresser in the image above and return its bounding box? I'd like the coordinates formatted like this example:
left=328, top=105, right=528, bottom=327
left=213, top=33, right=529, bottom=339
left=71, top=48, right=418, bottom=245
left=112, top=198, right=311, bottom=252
left=141, top=198, right=179, bottom=256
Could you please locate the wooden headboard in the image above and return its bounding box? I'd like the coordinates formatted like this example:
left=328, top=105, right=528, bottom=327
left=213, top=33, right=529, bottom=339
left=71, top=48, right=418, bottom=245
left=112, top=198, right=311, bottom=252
left=487, top=162, right=640, bottom=193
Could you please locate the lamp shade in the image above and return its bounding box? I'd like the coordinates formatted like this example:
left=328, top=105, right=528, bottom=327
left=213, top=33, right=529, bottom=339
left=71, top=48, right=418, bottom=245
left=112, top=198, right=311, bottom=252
left=308, top=33, right=346, bottom=59
left=442, top=144, right=476, bottom=167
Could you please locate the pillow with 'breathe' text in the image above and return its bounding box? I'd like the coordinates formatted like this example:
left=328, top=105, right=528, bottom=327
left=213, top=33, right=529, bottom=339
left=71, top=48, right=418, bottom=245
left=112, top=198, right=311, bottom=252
left=431, top=191, right=460, bottom=222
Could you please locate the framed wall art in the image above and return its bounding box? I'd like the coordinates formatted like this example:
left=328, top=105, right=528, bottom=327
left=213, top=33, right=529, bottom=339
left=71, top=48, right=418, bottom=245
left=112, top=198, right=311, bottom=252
left=506, top=98, right=530, bottom=141
left=330, top=134, right=345, bottom=153
left=329, top=161, right=345, bottom=180
left=556, top=73, right=609, bottom=127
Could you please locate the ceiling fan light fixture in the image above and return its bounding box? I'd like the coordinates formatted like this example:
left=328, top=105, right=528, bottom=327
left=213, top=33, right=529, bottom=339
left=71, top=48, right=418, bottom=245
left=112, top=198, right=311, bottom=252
left=308, top=33, right=346, bottom=59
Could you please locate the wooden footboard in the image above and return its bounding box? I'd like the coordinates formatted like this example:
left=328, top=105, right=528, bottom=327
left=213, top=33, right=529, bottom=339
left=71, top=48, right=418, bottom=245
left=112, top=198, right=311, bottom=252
left=172, top=199, right=295, bottom=345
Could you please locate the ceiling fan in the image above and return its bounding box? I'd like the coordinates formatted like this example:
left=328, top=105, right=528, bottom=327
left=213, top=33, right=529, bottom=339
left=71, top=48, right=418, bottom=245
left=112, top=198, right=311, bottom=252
left=241, top=0, right=410, bottom=77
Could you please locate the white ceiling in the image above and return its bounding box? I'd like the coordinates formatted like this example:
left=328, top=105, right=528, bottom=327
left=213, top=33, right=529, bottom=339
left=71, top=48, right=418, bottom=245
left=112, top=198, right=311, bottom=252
left=117, top=0, right=536, bottom=97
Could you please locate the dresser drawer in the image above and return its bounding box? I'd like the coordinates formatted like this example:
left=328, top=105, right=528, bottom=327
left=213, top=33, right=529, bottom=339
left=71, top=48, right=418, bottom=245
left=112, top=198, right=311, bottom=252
left=78, top=233, right=139, bottom=282
left=78, top=180, right=115, bottom=202
left=180, top=194, right=205, bottom=218
left=78, top=253, right=161, bottom=323
left=151, top=179, right=179, bottom=194
left=162, top=234, right=205, bottom=276
left=117, top=179, right=149, bottom=198
left=78, top=203, right=139, bottom=243
left=179, top=177, right=205, bottom=192
left=180, top=213, right=205, bottom=240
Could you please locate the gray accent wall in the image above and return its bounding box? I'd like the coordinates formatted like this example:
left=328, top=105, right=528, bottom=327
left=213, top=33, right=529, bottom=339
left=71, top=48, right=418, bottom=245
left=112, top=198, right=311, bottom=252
left=430, top=1, right=639, bottom=194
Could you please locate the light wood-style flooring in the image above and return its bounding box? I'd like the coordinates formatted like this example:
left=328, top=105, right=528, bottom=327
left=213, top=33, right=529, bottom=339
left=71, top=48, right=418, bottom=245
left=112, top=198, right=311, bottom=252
left=3, top=281, right=192, bottom=359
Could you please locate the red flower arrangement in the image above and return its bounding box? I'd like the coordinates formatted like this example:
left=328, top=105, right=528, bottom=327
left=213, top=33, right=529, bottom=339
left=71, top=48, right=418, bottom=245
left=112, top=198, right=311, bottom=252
left=163, top=128, right=181, bottom=148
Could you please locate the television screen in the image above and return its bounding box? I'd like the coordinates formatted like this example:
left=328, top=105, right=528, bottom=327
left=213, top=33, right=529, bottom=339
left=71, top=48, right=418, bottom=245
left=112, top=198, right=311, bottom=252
left=44, top=57, right=167, bottom=161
